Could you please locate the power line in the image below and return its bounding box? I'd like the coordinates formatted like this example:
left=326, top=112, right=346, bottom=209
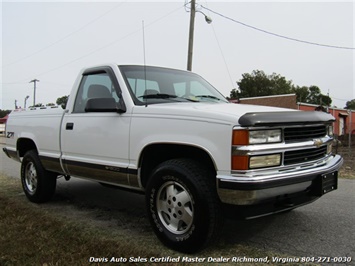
left=2, top=2, right=126, bottom=68
left=8, top=4, right=185, bottom=84
left=211, top=23, right=235, bottom=89
left=201, top=1, right=234, bottom=89
left=202, top=1, right=234, bottom=89
left=201, top=5, right=355, bottom=50
left=332, top=96, right=353, bottom=102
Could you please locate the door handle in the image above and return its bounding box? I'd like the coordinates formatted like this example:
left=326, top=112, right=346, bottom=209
left=66, top=123, right=74, bottom=130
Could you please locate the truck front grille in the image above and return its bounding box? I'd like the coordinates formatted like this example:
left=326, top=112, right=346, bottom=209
left=284, top=125, right=326, bottom=142
left=284, top=146, right=327, bottom=165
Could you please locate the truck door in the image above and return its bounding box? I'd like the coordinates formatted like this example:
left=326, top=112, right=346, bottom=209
left=61, top=67, right=134, bottom=187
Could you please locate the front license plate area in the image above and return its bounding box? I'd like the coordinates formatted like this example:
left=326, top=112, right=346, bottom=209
left=312, top=172, right=338, bottom=196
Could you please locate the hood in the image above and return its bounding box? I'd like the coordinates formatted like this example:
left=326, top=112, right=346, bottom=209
left=132, top=102, right=296, bottom=126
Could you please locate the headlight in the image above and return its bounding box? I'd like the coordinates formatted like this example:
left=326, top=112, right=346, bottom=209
left=231, top=154, right=281, bottom=170
left=327, top=125, right=334, bottom=137
left=327, top=143, right=332, bottom=154
left=249, top=154, right=281, bottom=169
left=249, top=129, right=282, bottom=144
left=233, top=129, right=282, bottom=145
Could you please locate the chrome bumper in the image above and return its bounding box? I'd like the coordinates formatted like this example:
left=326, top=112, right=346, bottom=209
left=217, top=154, right=343, bottom=206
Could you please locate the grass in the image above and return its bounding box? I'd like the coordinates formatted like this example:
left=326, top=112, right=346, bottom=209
left=0, top=174, right=320, bottom=266
left=0, top=176, right=168, bottom=266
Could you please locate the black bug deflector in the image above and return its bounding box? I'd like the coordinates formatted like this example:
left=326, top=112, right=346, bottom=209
left=238, top=111, right=335, bottom=127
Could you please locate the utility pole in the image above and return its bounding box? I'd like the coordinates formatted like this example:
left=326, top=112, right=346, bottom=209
left=24, top=95, right=30, bottom=109
left=186, top=0, right=212, bottom=71
left=187, top=0, right=196, bottom=71
left=29, top=79, right=39, bottom=106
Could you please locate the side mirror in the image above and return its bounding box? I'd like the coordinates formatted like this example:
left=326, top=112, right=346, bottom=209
left=85, top=98, right=126, bottom=113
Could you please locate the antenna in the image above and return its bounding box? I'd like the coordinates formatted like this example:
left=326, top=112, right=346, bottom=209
left=142, top=20, right=147, bottom=67
left=142, top=20, right=148, bottom=107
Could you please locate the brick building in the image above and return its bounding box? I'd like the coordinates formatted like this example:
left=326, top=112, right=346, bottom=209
left=238, top=94, right=298, bottom=110
left=298, top=103, right=355, bottom=136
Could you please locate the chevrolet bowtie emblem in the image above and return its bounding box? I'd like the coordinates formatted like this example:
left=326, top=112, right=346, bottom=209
left=313, top=139, right=323, bottom=148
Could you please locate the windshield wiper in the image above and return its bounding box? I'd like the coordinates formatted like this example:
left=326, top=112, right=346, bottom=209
left=181, top=97, right=199, bottom=102
left=140, top=93, right=178, bottom=99
left=139, top=94, right=201, bottom=103
left=195, top=95, right=221, bottom=101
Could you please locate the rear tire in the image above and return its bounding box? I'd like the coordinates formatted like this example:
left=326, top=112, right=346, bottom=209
left=21, top=150, right=57, bottom=203
left=146, top=159, right=222, bottom=253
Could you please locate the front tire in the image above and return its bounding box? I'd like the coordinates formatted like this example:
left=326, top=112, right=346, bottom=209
left=146, top=159, right=222, bottom=253
left=21, top=150, right=57, bottom=203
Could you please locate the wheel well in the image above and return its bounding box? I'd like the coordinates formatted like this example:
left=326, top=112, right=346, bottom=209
left=17, top=138, right=37, bottom=157
left=139, top=144, right=216, bottom=188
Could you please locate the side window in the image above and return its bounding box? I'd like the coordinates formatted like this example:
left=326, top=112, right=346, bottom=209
left=73, top=72, right=119, bottom=113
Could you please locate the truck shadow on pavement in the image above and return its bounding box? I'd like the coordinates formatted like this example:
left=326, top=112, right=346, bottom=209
left=48, top=177, right=313, bottom=256
left=43, top=178, right=354, bottom=261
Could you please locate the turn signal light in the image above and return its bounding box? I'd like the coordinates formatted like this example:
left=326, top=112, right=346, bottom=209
left=232, top=130, right=249, bottom=145
left=232, top=155, right=249, bottom=170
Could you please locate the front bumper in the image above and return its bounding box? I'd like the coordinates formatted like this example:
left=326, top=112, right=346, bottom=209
left=217, top=154, right=343, bottom=208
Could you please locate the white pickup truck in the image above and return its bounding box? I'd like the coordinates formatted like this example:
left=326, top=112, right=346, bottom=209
left=3, top=64, right=343, bottom=253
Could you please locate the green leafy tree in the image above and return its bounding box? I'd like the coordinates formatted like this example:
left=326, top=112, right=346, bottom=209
left=56, top=95, right=69, bottom=109
left=345, top=99, right=355, bottom=110
left=292, top=85, right=331, bottom=106
left=235, top=70, right=293, bottom=98
left=291, top=85, right=309, bottom=103
left=308, top=86, right=324, bottom=104
left=229, top=89, right=238, bottom=99
left=232, top=69, right=332, bottom=106
left=0, top=109, right=11, bottom=118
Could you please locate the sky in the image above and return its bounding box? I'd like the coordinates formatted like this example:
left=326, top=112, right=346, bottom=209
left=1, top=0, right=354, bottom=110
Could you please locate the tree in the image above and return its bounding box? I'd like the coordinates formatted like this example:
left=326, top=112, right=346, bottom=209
left=232, top=70, right=332, bottom=106
left=0, top=109, right=11, bottom=118
left=235, top=70, right=293, bottom=98
left=291, top=85, right=309, bottom=103
left=345, top=99, right=355, bottom=110
left=56, top=95, right=69, bottom=109
left=229, top=89, right=238, bottom=99
left=292, top=85, right=332, bottom=106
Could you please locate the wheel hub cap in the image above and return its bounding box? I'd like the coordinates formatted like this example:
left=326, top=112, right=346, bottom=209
left=25, top=162, right=37, bottom=195
left=157, top=180, right=194, bottom=234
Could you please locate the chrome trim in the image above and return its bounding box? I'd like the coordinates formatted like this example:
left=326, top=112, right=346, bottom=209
left=225, top=154, right=342, bottom=181
left=232, top=137, right=333, bottom=156
left=233, top=123, right=328, bottom=132
left=218, top=181, right=312, bottom=205
left=217, top=155, right=343, bottom=205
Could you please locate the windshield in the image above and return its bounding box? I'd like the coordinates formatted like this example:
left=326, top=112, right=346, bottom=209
left=119, top=65, right=228, bottom=105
